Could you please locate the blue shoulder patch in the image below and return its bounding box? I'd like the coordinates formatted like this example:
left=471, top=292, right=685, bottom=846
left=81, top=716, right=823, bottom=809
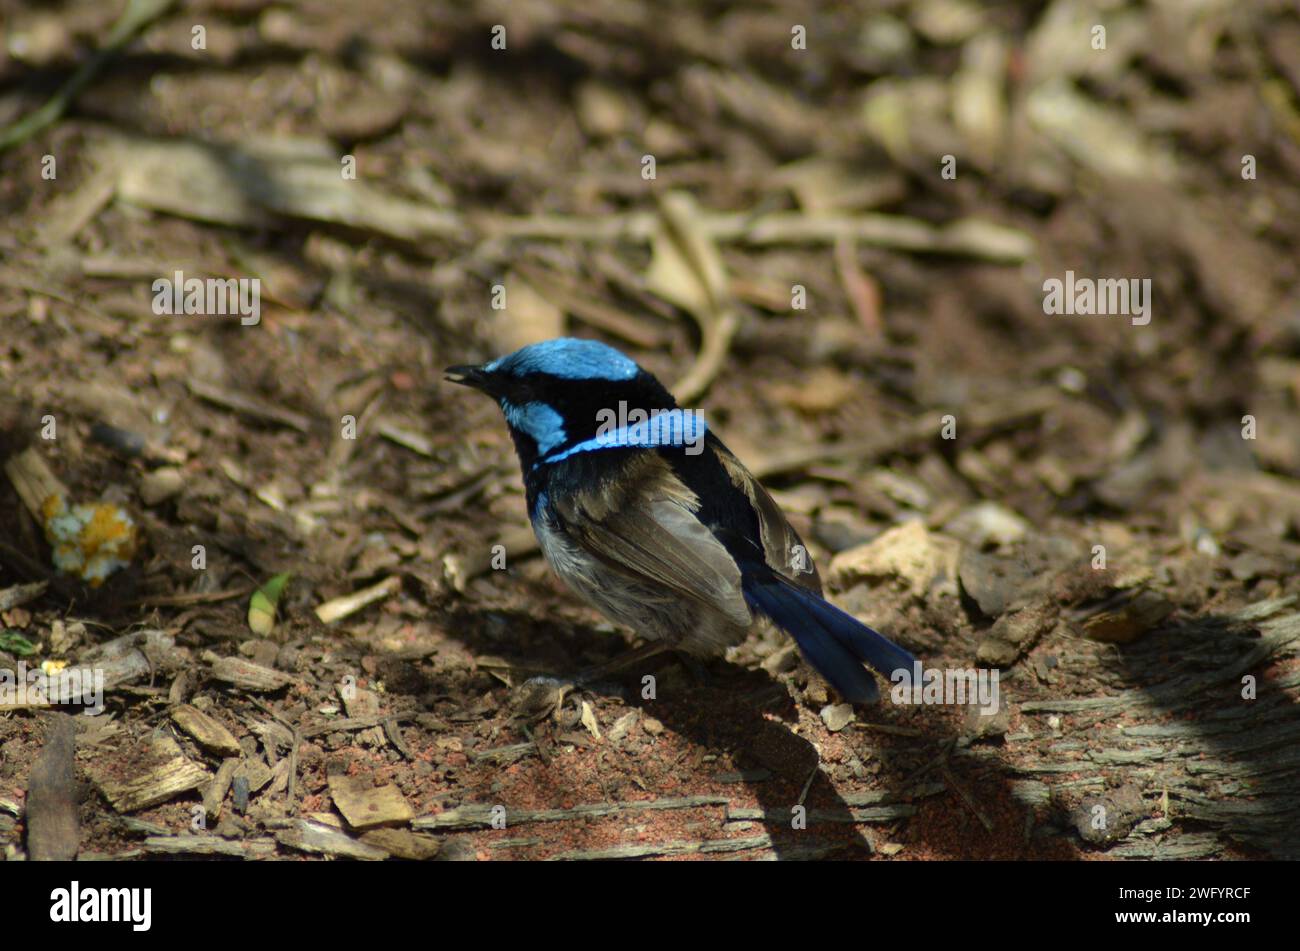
left=540, top=409, right=707, bottom=466
left=485, top=338, right=639, bottom=382
left=501, top=400, right=567, bottom=454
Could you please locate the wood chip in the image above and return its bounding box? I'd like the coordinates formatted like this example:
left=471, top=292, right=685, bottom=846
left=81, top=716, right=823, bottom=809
left=0, top=581, right=48, bottom=612
left=84, top=629, right=185, bottom=694
left=171, top=704, right=241, bottom=756
left=208, top=655, right=295, bottom=692
left=143, top=834, right=276, bottom=858
left=4, top=447, right=68, bottom=521
left=414, top=795, right=727, bottom=831
left=95, top=739, right=211, bottom=813
left=329, top=773, right=414, bottom=830
left=1079, top=588, right=1176, bottom=644
left=274, top=819, right=388, bottom=860
left=203, top=758, right=239, bottom=821
left=724, top=804, right=916, bottom=823
left=232, top=758, right=273, bottom=794
left=25, top=713, right=79, bottom=860
left=579, top=700, right=602, bottom=740
left=112, top=134, right=465, bottom=242
left=547, top=836, right=847, bottom=861
left=187, top=378, right=312, bottom=433
left=358, top=828, right=440, bottom=860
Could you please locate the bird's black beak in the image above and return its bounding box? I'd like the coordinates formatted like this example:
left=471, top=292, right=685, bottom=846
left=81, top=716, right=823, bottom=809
left=444, top=364, right=491, bottom=391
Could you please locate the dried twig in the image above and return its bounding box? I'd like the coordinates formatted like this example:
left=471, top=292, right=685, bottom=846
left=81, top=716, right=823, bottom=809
left=186, top=379, right=313, bottom=433
left=413, top=794, right=729, bottom=831
left=314, top=576, right=402, bottom=625
left=0, top=0, right=179, bottom=152
left=247, top=697, right=302, bottom=808
left=750, top=385, right=1062, bottom=479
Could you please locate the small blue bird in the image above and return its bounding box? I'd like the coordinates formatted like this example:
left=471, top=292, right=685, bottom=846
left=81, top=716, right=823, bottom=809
left=446, top=338, right=918, bottom=703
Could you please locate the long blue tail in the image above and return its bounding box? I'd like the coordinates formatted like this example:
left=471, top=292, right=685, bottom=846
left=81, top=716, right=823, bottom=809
left=743, top=572, right=918, bottom=704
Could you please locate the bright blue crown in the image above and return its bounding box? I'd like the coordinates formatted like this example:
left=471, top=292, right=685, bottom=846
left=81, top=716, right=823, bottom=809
left=484, top=338, right=640, bottom=382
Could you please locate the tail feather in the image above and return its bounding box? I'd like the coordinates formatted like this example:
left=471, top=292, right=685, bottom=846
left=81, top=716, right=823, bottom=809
left=743, top=572, right=917, bottom=704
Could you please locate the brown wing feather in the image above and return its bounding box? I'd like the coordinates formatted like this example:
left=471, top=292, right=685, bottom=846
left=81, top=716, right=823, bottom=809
left=711, top=438, right=823, bottom=593
left=552, top=453, right=752, bottom=628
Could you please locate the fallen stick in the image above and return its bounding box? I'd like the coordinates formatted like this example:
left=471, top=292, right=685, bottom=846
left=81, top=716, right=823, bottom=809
left=414, top=795, right=729, bottom=831
left=750, top=385, right=1062, bottom=479
left=314, top=575, right=402, bottom=624
left=0, top=0, right=178, bottom=152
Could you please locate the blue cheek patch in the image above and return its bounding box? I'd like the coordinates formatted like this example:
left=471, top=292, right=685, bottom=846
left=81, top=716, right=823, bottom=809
left=540, top=409, right=707, bottom=465
left=502, top=401, right=567, bottom=455
left=486, top=338, right=639, bottom=382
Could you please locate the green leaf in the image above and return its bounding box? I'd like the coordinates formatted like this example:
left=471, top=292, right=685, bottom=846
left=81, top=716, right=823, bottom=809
left=0, top=630, right=38, bottom=656
left=248, top=572, right=292, bottom=636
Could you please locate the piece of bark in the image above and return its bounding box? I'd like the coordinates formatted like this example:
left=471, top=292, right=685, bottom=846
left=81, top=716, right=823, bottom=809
left=358, top=828, right=440, bottom=860
left=1079, top=588, right=1176, bottom=644
left=329, top=773, right=414, bottom=830
left=171, top=704, right=241, bottom=756
left=232, top=758, right=273, bottom=794
left=26, top=714, right=79, bottom=860
left=83, top=629, right=188, bottom=693
left=95, top=737, right=211, bottom=813
left=413, top=795, right=729, bottom=831
left=340, top=684, right=386, bottom=747
left=264, top=757, right=293, bottom=799
left=0, top=581, right=48, bottom=612
left=208, top=655, right=295, bottom=691
left=143, top=834, right=276, bottom=858
left=203, top=757, right=239, bottom=821
left=274, top=819, right=388, bottom=860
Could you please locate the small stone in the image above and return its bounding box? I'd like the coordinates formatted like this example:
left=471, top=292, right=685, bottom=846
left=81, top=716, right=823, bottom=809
left=820, top=703, right=856, bottom=733
left=435, top=836, right=478, bottom=861
left=963, top=702, right=1010, bottom=740
left=1073, top=786, right=1145, bottom=846
left=139, top=467, right=185, bottom=506
left=981, top=602, right=1059, bottom=663
left=944, top=502, right=1030, bottom=549
left=959, top=549, right=1033, bottom=619
left=976, top=636, right=1020, bottom=668
left=830, top=520, right=961, bottom=600
left=574, top=81, right=628, bottom=138
left=320, top=90, right=407, bottom=141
